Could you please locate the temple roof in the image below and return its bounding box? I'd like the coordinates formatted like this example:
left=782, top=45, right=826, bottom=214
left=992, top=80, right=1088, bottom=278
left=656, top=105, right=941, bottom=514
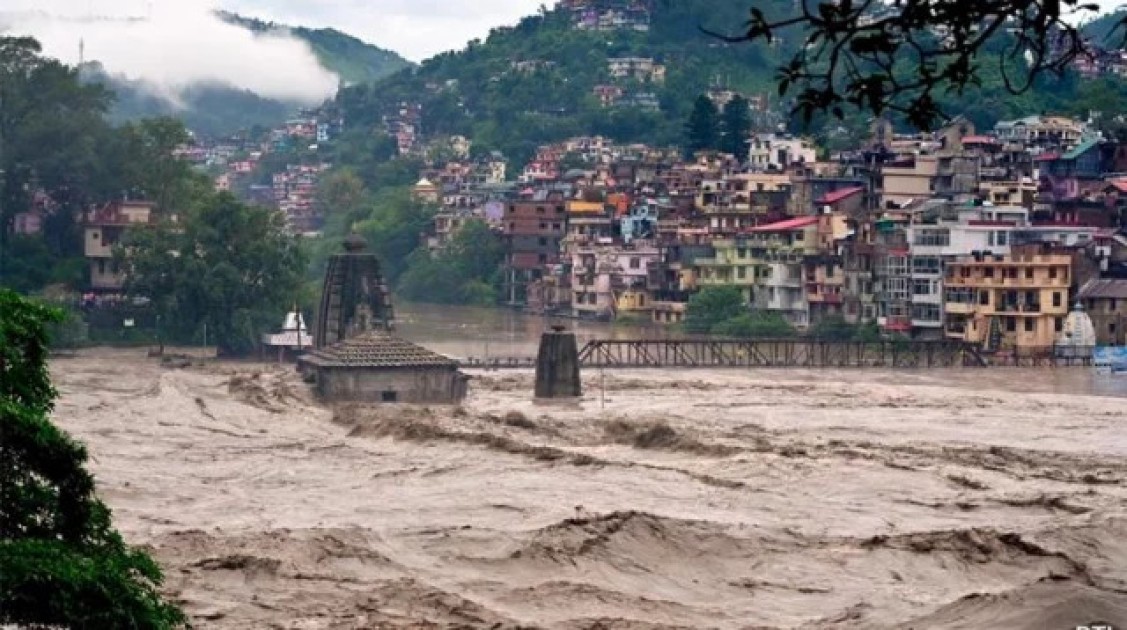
left=300, top=331, right=457, bottom=369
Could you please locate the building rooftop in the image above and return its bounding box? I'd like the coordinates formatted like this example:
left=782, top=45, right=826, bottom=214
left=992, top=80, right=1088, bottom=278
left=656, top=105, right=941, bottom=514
left=300, top=331, right=457, bottom=369
left=1078, top=278, right=1127, bottom=301
left=747, top=216, right=819, bottom=232
left=817, top=186, right=865, bottom=205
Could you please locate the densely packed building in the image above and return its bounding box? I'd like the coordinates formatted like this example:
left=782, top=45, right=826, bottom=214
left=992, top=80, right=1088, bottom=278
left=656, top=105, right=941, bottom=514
left=420, top=114, right=1127, bottom=354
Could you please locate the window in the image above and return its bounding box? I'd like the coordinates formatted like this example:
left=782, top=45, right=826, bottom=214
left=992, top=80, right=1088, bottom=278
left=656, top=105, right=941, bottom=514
left=912, top=257, right=941, bottom=275
left=1052, top=292, right=1062, bottom=308
left=737, top=247, right=747, bottom=259
left=980, top=291, right=990, bottom=305
left=737, top=266, right=747, bottom=279
left=794, top=231, right=804, bottom=241
left=996, top=231, right=1008, bottom=246
left=984, top=267, right=995, bottom=278
left=1055, top=318, right=1063, bottom=333
left=1007, top=268, right=1017, bottom=279
left=1006, top=318, right=1016, bottom=332
left=1112, top=322, right=1118, bottom=336
left=912, top=279, right=933, bottom=296
left=913, top=229, right=950, bottom=247
left=629, top=257, right=640, bottom=269
left=1025, top=268, right=1033, bottom=279
left=1024, top=319, right=1034, bottom=332
left=826, top=265, right=835, bottom=278
left=1049, top=267, right=1058, bottom=279
left=381, top=391, right=398, bottom=402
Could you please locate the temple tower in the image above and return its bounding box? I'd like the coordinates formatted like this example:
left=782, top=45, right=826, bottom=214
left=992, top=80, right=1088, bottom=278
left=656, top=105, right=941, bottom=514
left=313, top=233, right=394, bottom=348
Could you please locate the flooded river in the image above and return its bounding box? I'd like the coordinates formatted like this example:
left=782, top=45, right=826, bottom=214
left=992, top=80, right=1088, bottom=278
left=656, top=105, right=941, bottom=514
left=395, top=302, right=1127, bottom=399
left=41, top=304, right=1127, bottom=628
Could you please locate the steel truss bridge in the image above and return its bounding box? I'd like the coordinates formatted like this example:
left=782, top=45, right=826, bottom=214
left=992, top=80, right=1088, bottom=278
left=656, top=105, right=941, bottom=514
left=455, top=338, right=1084, bottom=369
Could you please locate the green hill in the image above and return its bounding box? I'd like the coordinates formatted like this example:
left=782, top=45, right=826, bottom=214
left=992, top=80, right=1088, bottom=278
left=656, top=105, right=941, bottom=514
left=215, top=11, right=412, bottom=86
left=334, top=0, right=798, bottom=165
left=332, top=1, right=1127, bottom=164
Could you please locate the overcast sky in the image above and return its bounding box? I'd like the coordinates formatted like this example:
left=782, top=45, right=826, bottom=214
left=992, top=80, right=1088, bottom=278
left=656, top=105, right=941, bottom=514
left=0, top=0, right=538, bottom=105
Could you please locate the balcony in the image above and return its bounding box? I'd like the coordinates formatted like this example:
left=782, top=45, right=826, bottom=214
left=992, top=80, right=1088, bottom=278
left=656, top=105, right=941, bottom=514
left=944, top=301, right=977, bottom=314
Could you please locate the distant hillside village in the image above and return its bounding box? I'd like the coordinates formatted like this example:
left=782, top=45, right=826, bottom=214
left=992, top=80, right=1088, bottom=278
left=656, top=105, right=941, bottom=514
left=14, top=0, right=1127, bottom=359
left=405, top=111, right=1127, bottom=355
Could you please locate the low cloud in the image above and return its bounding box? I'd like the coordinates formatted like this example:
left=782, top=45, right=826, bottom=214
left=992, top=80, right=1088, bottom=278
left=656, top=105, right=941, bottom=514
left=0, top=1, right=338, bottom=105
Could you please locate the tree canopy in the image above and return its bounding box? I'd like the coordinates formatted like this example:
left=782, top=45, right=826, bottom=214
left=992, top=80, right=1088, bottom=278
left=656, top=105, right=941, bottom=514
left=122, top=192, right=307, bottom=355
left=0, top=289, right=185, bottom=628
left=724, top=0, right=1110, bottom=128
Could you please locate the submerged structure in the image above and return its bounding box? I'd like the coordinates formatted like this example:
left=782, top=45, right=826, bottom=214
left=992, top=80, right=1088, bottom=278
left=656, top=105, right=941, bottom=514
left=313, top=232, right=394, bottom=348
left=261, top=310, right=314, bottom=361
left=300, top=234, right=467, bottom=404
left=534, top=326, right=582, bottom=398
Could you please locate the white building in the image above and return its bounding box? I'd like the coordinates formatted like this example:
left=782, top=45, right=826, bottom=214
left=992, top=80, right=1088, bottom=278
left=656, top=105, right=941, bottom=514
left=747, top=134, right=817, bottom=171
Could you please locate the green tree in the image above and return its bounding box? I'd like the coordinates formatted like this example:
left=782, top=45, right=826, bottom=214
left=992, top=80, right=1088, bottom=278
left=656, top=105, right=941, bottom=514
left=116, top=117, right=201, bottom=214
left=123, top=192, right=307, bottom=355
left=397, top=219, right=505, bottom=305
left=353, top=187, right=435, bottom=283
left=807, top=314, right=856, bottom=341
left=0, top=289, right=185, bottom=628
left=316, top=167, right=367, bottom=219
left=684, top=286, right=747, bottom=334
left=720, top=95, right=752, bottom=162
left=712, top=311, right=795, bottom=338
left=0, top=37, right=112, bottom=284
left=729, top=0, right=1104, bottom=128
left=684, top=95, right=720, bottom=158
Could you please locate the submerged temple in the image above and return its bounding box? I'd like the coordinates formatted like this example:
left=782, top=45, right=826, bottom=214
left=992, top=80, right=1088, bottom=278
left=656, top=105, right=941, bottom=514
left=300, top=234, right=467, bottom=404
left=313, top=232, right=394, bottom=349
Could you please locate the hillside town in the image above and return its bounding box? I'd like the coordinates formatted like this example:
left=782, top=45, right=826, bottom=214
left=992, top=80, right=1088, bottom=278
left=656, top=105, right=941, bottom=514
left=408, top=112, right=1127, bottom=356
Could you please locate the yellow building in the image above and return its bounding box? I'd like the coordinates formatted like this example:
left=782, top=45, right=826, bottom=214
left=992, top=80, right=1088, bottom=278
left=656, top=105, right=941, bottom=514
left=693, top=237, right=761, bottom=301
left=943, top=251, right=1072, bottom=351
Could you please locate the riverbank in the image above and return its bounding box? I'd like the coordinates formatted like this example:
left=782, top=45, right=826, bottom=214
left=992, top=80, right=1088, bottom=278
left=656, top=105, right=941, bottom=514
left=48, top=348, right=1127, bottom=628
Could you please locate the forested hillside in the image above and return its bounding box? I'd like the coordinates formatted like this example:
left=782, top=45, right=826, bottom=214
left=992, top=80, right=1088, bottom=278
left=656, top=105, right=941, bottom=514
left=334, top=0, right=1127, bottom=163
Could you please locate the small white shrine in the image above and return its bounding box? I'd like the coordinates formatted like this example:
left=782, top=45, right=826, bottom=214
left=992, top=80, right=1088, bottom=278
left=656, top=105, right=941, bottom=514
left=261, top=311, right=314, bottom=361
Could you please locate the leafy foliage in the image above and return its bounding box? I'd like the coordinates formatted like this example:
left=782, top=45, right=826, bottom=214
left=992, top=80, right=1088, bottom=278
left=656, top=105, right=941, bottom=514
left=398, top=220, right=506, bottom=305
left=712, top=311, right=796, bottom=338
left=123, top=192, right=307, bottom=355
left=720, top=95, right=752, bottom=161
left=0, top=289, right=185, bottom=628
left=725, top=0, right=1104, bottom=129
left=683, top=285, right=748, bottom=333
left=807, top=314, right=881, bottom=341
left=685, top=95, right=720, bottom=157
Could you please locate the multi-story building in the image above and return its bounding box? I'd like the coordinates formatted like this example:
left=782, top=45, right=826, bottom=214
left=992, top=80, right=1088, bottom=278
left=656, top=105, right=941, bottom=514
left=747, top=134, right=817, bottom=172
left=501, top=193, right=567, bottom=305
left=749, top=216, right=819, bottom=328
left=1078, top=278, right=1127, bottom=345
left=943, top=248, right=1072, bottom=351
left=84, top=200, right=156, bottom=293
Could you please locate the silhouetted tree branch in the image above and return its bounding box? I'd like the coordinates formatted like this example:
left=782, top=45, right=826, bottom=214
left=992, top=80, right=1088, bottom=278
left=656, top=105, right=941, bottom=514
left=709, top=0, right=1102, bottom=129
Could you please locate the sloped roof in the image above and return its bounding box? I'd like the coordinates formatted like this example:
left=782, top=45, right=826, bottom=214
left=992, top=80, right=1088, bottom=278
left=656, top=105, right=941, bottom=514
left=747, top=216, right=819, bottom=232
left=1078, top=278, right=1127, bottom=300
left=300, top=331, right=457, bottom=369
left=1062, top=137, right=1100, bottom=161
left=816, top=186, right=864, bottom=205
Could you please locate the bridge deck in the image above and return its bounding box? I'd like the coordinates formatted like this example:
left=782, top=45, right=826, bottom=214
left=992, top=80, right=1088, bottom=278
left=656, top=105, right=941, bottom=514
left=454, top=339, right=1040, bottom=369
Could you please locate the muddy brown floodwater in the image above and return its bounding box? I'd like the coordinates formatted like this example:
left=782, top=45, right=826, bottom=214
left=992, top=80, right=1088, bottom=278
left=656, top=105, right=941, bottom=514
left=46, top=305, right=1127, bottom=629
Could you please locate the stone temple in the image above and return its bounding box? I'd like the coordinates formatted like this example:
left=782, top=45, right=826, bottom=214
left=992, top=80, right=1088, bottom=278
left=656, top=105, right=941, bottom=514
left=299, top=234, right=467, bottom=404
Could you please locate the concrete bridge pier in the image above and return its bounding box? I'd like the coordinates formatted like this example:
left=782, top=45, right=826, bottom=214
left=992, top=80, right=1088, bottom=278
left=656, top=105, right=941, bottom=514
left=534, top=326, right=582, bottom=399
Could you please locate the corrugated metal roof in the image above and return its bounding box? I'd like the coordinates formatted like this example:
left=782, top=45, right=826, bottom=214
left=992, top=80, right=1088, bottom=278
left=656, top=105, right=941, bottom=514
left=300, top=331, right=458, bottom=369
left=1062, top=138, right=1100, bottom=161
left=817, top=186, right=865, bottom=205
left=1078, top=278, right=1127, bottom=300
left=747, top=216, right=819, bottom=232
